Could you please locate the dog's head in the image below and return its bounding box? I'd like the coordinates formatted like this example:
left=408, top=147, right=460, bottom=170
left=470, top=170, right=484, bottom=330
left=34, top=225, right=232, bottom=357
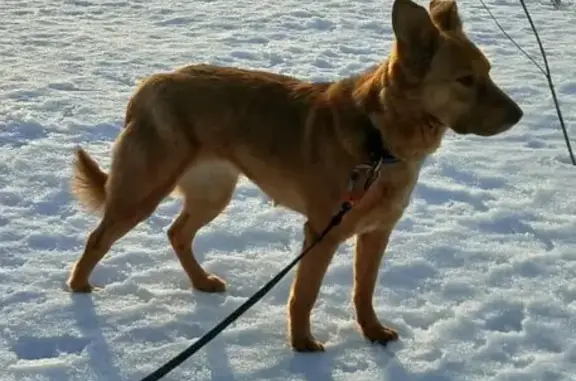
left=390, top=0, right=523, bottom=136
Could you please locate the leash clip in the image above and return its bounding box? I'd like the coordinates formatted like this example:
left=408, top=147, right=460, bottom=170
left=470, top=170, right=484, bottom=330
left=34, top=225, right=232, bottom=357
left=364, top=158, right=383, bottom=190
left=343, top=159, right=383, bottom=207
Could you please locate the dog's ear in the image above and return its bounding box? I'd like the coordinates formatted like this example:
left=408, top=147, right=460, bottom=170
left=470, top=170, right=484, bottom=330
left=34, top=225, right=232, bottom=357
left=392, top=0, right=437, bottom=51
left=429, top=0, right=462, bottom=31
left=391, top=0, right=438, bottom=75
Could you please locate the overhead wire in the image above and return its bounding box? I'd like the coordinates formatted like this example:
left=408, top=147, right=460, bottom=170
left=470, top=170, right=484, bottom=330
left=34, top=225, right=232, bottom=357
left=478, top=0, right=575, bottom=165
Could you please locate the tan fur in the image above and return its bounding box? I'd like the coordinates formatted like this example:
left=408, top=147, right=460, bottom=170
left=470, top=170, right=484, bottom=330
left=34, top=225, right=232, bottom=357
left=71, top=148, right=107, bottom=212
left=68, top=0, right=523, bottom=351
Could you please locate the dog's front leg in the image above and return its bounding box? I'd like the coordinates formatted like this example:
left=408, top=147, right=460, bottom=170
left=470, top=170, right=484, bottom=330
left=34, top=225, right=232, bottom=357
left=353, top=228, right=399, bottom=345
left=288, top=222, right=339, bottom=352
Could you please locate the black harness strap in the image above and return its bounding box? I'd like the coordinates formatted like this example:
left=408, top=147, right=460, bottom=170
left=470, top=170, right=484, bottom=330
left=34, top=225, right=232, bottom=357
left=364, top=119, right=398, bottom=165
left=345, top=115, right=399, bottom=201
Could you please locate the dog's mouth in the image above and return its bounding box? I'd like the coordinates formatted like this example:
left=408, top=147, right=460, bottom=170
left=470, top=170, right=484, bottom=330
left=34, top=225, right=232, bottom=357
left=447, top=101, right=524, bottom=137
left=449, top=123, right=472, bottom=135
left=449, top=120, right=517, bottom=137
left=472, top=122, right=516, bottom=137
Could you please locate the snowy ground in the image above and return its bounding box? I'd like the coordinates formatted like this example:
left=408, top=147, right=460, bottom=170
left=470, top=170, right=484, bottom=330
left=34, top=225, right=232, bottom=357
left=1, top=0, right=576, bottom=380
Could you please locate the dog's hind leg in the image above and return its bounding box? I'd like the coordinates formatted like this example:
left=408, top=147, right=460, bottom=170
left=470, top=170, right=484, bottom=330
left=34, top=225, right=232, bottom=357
left=167, top=159, right=239, bottom=292
left=67, top=121, right=194, bottom=292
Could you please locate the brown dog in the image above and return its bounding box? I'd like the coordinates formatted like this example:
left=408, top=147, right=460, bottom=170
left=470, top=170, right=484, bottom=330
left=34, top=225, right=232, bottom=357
left=68, top=0, right=523, bottom=352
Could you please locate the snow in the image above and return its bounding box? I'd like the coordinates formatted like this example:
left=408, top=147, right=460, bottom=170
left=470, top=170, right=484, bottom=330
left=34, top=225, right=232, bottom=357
left=1, top=0, right=575, bottom=380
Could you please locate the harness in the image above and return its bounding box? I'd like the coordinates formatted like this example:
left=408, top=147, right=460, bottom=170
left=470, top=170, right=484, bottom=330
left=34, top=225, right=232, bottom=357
left=339, top=118, right=400, bottom=216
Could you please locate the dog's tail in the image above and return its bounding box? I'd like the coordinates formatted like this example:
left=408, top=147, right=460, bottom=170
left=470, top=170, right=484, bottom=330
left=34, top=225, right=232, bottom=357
left=71, top=147, right=108, bottom=213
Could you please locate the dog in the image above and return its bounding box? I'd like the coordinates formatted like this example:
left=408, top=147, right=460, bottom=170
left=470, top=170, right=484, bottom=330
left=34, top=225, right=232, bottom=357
left=67, top=0, right=523, bottom=352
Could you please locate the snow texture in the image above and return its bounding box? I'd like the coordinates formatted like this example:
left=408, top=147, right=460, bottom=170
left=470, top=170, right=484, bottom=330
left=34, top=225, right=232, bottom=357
left=1, top=0, right=576, bottom=380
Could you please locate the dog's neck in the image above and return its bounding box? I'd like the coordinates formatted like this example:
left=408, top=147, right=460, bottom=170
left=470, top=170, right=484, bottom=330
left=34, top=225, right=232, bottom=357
left=351, top=59, right=448, bottom=163
left=369, top=108, right=446, bottom=163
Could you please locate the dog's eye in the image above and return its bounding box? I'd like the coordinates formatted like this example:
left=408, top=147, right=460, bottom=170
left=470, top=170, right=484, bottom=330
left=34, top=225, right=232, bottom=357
left=456, top=75, right=475, bottom=87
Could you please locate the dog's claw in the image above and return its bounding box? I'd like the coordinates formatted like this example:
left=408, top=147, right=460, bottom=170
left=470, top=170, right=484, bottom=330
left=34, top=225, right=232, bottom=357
left=362, top=324, right=399, bottom=345
left=291, top=337, right=325, bottom=352
left=193, top=274, right=227, bottom=293
left=66, top=281, right=100, bottom=293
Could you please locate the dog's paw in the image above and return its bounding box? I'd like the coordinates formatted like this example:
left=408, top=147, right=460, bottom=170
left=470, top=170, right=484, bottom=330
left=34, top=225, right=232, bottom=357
left=362, top=324, right=399, bottom=345
left=291, top=337, right=325, bottom=353
left=193, top=274, right=227, bottom=293
left=66, top=280, right=99, bottom=293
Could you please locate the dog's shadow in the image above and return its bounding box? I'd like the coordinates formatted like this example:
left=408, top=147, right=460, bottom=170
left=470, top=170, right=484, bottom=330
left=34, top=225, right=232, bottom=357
left=67, top=294, right=457, bottom=381
left=205, top=340, right=344, bottom=381
left=69, top=294, right=124, bottom=381
left=205, top=337, right=238, bottom=381
left=205, top=335, right=410, bottom=381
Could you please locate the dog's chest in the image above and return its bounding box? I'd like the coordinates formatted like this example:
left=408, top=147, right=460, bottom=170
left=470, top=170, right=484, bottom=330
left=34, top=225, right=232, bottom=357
left=349, top=165, right=419, bottom=235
